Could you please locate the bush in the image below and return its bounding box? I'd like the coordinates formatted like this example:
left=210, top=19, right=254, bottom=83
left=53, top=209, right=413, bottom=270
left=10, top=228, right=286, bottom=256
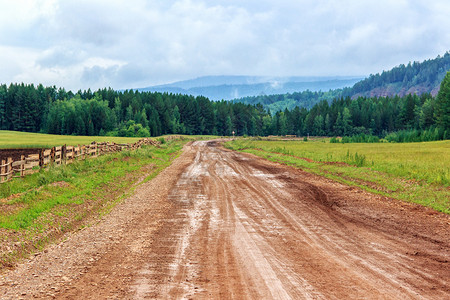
left=330, top=137, right=340, bottom=143
left=384, top=128, right=447, bottom=143
left=137, top=127, right=150, bottom=137
left=341, top=136, right=350, bottom=143
left=345, top=150, right=366, bottom=167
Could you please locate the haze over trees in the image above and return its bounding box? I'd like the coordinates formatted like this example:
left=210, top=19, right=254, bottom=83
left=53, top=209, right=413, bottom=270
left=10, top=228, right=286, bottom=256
left=138, top=75, right=362, bottom=101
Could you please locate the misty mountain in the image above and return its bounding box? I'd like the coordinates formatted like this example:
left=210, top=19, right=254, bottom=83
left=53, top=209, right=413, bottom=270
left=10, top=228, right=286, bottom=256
left=236, top=52, right=450, bottom=112
left=136, top=76, right=363, bottom=101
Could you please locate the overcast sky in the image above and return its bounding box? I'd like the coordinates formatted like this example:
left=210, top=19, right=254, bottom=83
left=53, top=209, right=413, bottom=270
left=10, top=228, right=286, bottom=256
left=0, top=0, right=449, bottom=91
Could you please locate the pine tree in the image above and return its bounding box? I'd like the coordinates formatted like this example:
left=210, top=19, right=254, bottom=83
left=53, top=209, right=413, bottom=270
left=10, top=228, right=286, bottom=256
left=225, top=116, right=233, bottom=136
left=334, top=112, right=343, bottom=136
left=313, top=115, right=324, bottom=136
left=435, top=71, right=450, bottom=132
left=0, top=85, right=6, bottom=130
left=342, top=107, right=353, bottom=135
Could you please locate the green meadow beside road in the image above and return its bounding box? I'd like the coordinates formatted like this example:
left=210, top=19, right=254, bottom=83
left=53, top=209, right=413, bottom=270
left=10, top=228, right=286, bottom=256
left=225, top=138, right=450, bottom=214
left=0, top=130, right=142, bottom=149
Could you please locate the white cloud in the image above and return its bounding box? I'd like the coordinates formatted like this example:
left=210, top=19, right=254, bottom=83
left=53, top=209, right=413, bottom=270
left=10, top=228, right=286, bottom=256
left=0, top=0, right=449, bottom=90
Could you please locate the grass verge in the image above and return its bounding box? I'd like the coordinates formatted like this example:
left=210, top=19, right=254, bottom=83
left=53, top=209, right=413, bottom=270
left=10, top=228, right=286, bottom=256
left=225, top=138, right=449, bottom=214
left=0, top=139, right=187, bottom=270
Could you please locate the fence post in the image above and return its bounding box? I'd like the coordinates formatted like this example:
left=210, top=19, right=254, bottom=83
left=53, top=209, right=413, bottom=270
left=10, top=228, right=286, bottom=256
left=6, top=157, right=12, bottom=181
left=20, top=155, right=25, bottom=177
left=39, top=149, right=44, bottom=168
left=50, top=147, right=55, bottom=165
left=1, top=159, right=5, bottom=183
left=62, top=144, right=66, bottom=165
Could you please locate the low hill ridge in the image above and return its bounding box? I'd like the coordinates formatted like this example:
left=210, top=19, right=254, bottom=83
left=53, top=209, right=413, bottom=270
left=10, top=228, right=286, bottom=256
left=346, top=52, right=450, bottom=98
left=137, top=76, right=363, bottom=101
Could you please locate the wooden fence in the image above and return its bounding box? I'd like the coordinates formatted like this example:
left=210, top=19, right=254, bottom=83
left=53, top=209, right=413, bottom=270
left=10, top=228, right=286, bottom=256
left=0, top=137, right=174, bottom=184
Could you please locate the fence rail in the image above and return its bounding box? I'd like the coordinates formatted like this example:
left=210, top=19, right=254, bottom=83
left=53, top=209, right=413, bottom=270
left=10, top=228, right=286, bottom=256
left=0, top=137, right=179, bottom=184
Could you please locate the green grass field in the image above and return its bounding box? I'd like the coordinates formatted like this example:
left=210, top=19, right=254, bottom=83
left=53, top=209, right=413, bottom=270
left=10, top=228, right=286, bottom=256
left=225, top=138, right=450, bottom=213
left=0, top=130, right=147, bottom=148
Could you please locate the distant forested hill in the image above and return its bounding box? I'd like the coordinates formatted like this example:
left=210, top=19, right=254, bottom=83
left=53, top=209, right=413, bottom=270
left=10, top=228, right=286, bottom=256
left=234, top=89, right=343, bottom=113
left=137, top=76, right=362, bottom=101
left=346, top=52, right=450, bottom=98
left=236, top=52, right=450, bottom=112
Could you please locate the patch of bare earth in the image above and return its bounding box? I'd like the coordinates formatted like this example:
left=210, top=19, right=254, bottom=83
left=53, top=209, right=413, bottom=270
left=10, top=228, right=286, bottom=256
left=0, top=141, right=449, bottom=299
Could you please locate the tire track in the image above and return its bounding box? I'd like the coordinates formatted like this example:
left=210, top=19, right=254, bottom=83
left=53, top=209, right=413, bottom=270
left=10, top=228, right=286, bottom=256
left=137, top=140, right=449, bottom=299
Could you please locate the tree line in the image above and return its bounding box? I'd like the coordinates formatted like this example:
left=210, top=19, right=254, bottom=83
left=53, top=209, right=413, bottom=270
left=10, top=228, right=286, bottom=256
left=0, top=71, right=449, bottom=140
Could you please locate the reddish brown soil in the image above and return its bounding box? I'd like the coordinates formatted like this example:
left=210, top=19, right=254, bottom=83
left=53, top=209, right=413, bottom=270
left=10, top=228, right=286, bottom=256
left=0, top=141, right=449, bottom=299
left=0, top=148, right=41, bottom=162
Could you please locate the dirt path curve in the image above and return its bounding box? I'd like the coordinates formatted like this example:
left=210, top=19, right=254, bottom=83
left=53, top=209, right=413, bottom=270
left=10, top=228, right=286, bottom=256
left=1, top=140, right=449, bottom=299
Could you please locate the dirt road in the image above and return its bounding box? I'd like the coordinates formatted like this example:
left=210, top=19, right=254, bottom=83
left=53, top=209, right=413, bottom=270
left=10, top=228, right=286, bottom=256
left=1, top=141, right=449, bottom=299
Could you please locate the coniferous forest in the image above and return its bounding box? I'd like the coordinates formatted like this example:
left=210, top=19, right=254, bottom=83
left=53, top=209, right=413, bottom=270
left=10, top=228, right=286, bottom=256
left=0, top=71, right=449, bottom=141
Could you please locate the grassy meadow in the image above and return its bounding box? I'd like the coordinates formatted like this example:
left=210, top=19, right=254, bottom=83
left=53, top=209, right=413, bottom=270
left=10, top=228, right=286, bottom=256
left=0, top=130, right=147, bottom=149
left=225, top=138, right=450, bottom=214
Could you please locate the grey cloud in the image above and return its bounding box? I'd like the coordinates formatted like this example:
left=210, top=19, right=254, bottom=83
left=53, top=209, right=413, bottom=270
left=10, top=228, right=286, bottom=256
left=81, top=65, right=119, bottom=86
left=113, top=63, right=151, bottom=88
left=37, top=47, right=86, bottom=68
left=1, top=0, right=450, bottom=90
left=81, top=65, right=104, bottom=85
left=81, top=63, right=152, bottom=89
left=50, top=0, right=137, bottom=47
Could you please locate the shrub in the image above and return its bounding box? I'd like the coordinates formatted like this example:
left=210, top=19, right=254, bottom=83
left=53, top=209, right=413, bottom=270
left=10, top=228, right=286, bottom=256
left=384, top=128, right=447, bottom=143
left=330, top=137, right=340, bottom=143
